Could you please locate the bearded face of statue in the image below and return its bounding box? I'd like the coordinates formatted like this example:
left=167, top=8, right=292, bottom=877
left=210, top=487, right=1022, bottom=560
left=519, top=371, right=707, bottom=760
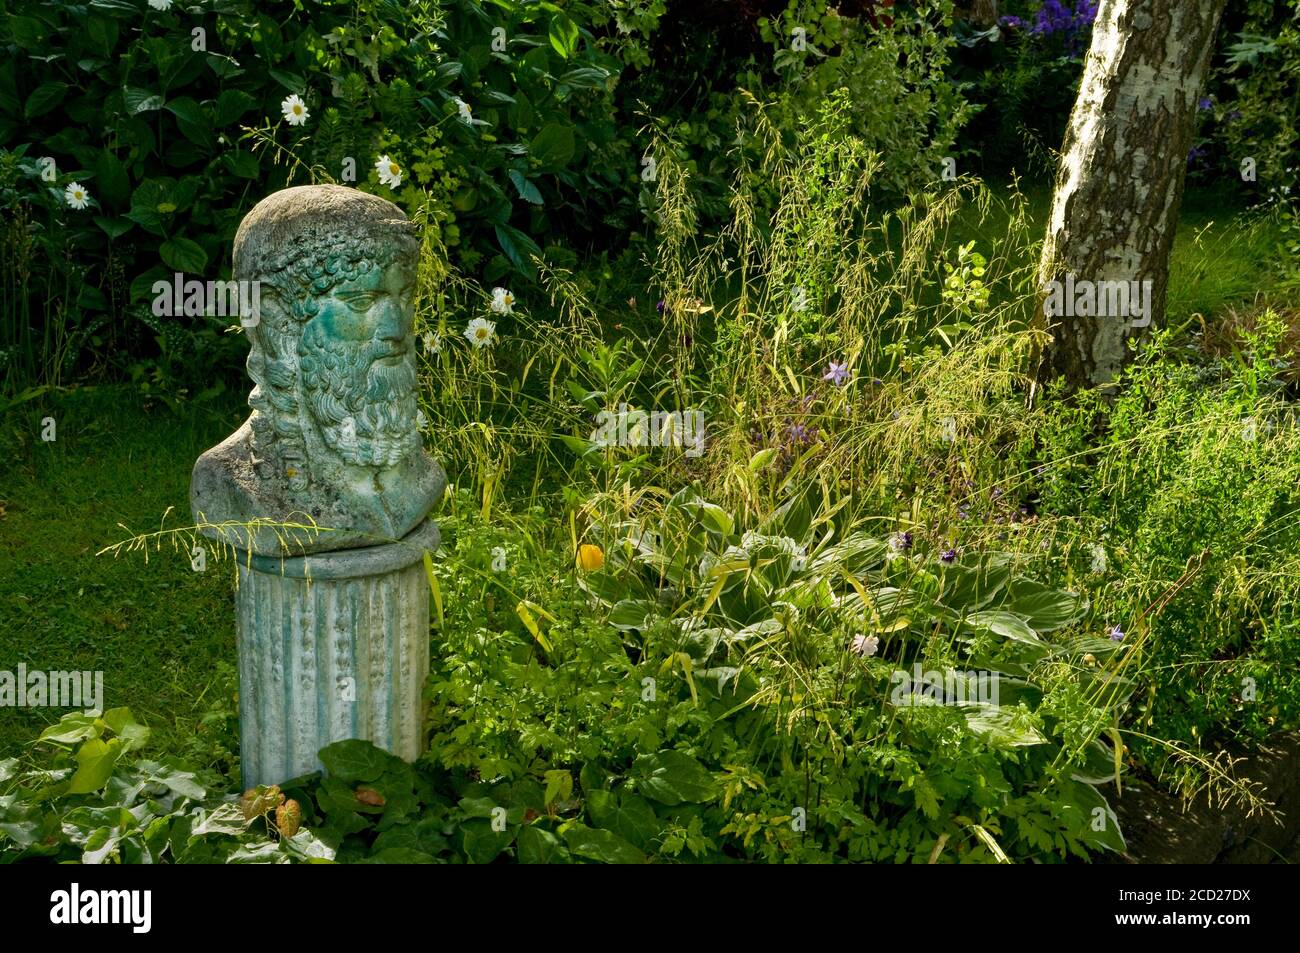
left=298, top=259, right=422, bottom=469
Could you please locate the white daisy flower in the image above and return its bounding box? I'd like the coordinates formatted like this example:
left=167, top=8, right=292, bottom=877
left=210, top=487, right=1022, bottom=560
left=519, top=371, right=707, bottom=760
left=850, top=634, right=879, bottom=657
left=454, top=98, right=473, bottom=125
left=464, top=317, right=496, bottom=349
left=422, top=331, right=441, bottom=353
left=490, top=287, right=515, bottom=314
left=281, top=94, right=309, bottom=126
left=64, top=182, right=90, bottom=210
left=375, top=155, right=403, bottom=189
left=147, top=0, right=172, bottom=10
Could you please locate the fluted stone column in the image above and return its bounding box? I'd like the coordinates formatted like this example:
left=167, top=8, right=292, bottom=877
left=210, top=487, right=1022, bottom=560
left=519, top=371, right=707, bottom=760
left=234, top=520, right=438, bottom=787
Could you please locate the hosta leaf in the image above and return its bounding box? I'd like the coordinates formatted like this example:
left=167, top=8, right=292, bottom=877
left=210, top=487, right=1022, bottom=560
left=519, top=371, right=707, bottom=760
left=959, top=703, right=1047, bottom=746
left=962, top=610, right=1040, bottom=645
left=1005, top=578, right=1086, bottom=631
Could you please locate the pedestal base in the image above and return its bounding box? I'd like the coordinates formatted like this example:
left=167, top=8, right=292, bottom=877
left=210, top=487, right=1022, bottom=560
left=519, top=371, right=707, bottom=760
left=233, top=519, right=439, bottom=787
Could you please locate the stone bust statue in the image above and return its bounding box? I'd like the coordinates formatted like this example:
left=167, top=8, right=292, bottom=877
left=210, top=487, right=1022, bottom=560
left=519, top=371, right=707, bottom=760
left=191, top=185, right=445, bottom=556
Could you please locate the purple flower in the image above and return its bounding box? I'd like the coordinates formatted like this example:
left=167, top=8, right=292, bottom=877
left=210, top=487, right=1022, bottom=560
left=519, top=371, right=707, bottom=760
left=1108, top=625, right=1125, bottom=643
left=823, top=361, right=850, bottom=386
left=1187, top=146, right=1206, bottom=166
left=958, top=507, right=970, bottom=521
left=999, top=15, right=1024, bottom=29
left=940, top=548, right=957, bottom=564
left=1032, top=0, right=1074, bottom=36
left=889, top=531, right=913, bottom=553
left=785, top=422, right=810, bottom=445
left=1226, top=109, right=1242, bottom=122
left=655, top=299, right=666, bottom=314
left=1198, top=96, right=1213, bottom=111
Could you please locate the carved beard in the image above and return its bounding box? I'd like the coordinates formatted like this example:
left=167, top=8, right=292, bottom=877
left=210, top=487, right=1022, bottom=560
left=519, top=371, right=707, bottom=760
left=299, top=321, right=421, bottom=469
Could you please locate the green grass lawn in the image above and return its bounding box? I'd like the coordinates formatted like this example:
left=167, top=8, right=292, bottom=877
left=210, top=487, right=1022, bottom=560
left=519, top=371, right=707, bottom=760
left=0, top=387, right=246, bottom=759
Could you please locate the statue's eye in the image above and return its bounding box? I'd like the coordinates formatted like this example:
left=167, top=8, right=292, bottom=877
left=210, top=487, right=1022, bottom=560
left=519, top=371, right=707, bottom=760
left=340, top=292, right=380, bottom=312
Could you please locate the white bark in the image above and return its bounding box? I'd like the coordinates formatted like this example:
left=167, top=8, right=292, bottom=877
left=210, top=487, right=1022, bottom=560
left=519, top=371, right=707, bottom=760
left=1038, top=0, right=1227, bottom=390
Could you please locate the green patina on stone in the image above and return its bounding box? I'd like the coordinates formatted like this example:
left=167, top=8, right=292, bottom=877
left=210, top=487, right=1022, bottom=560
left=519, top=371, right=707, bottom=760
left=190, top=185, right=445, bottom=785
left=190, top=185, right=445, bottom=555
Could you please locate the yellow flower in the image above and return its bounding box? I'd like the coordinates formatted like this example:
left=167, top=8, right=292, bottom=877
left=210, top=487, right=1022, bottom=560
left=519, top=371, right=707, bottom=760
left=576, top=544, right=604, bottom=572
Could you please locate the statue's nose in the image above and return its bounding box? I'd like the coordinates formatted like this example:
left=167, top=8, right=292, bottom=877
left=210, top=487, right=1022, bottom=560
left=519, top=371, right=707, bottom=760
left=376, top=298, right=406, bottom=343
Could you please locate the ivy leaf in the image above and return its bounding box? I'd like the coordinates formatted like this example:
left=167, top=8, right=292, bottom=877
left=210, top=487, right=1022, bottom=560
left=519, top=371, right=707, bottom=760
left=517, top=825, right=569, bottom=864
left=38, top=711, right=102, bottom=745
left=357, top=847, right=435, bottom=863
left=562, top=823, right=645, bottom=864
left=318, top=740, right=391, bottom=784
left=460, top=818, right=514, bottom=864
left=67, top=738, right=122, bottom=794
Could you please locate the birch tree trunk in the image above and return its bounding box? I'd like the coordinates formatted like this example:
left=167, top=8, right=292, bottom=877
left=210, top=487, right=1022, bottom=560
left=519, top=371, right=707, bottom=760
left=1037, top=0, right=1228, bottom=392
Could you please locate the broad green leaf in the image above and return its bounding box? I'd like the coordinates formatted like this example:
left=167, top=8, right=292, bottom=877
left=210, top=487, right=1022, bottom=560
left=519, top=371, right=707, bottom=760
left=319, top=739, right=390, bottom=783
left=159, top=236, right=208, bottom=273
left=547, top=12, right=581, bottom=59
left=631, top=750, right=716, bottom=806
left=123, top=87, right=164, bottom=115
left=517, top=824, right=568, bottom=863
left=1004, top=578, right=1086, bottom=632
left=962, top=610, right=1040, bottom=645
left=67, top=738, right=122, bottom=794
left=562, top=823, right=645, bottom=864
left=357, top=847, right=434, bottom=863
left=508, top=169, right=544, bottom=205
left=461, top=818, right=514, bottom=864
left=94, top=151, right=130, bottom=208
left=959, top=703, right=1047, bottom=746
left=191, top=802, right=251, bottom=837
left=215, top=89, right=257, bottom=126
left=38, top=711, right=102, bottom=745
left=93, top=216, right=132, bottom=238
left=748, top=447, right=778, bottom=472
left=607, top=599, right=653, bottom=631
left=529, top=122, right=575, bottom=168
left=936, top=555, right=1012, bottom=612
left=586, top=790, right=660, bottom=850
left=24, top=82, right=67, bottom=119
left=1061, top=778, right=1127, bottom=854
